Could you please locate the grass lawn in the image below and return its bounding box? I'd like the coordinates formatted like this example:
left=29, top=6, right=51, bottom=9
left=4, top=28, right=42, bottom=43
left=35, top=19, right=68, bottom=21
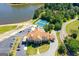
left=66, top=20, right=79, bottom=41
left=39, top=44, right=49, bottom=53
left=56, top=32, right=62, bottom=46
left=0, top=25, right=17, bottom=34
left=55, top=32, right=62, bottom=56
left=56, top=32, right=67, bottom=56
left=26, top=46, right=37, bottom=56
left=26, top=44, right=49, bottom=56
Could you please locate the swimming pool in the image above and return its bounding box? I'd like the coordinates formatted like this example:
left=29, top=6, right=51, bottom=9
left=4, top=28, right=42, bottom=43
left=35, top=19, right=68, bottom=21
left=35, top=19, right=48, bottom=27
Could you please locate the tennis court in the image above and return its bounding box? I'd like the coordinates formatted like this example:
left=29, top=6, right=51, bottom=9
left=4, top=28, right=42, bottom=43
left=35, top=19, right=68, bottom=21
left=35, top=19, right=48, bottom=27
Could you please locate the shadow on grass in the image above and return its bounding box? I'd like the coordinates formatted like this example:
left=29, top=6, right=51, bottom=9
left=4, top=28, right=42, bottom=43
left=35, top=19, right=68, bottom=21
left=22, top=39, right=54, bottom=48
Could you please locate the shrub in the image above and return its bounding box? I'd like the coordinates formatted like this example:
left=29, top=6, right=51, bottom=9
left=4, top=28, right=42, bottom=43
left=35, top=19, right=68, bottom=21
left=58, top=45, right=65, bottom=55
left=71, top=33, right=77, bottom=39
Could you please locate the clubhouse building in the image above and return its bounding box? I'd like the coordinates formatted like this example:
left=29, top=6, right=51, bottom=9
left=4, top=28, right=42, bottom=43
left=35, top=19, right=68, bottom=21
left=22, top=26, right=55, bottom=47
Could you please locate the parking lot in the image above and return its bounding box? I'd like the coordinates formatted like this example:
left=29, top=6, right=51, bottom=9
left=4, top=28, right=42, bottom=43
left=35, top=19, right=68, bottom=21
left=0, top=25, right=32, bottom=56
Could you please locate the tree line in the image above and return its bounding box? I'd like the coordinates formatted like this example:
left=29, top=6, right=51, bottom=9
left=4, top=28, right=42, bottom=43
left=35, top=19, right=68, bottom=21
left=33, top=3, right=79, bottom=31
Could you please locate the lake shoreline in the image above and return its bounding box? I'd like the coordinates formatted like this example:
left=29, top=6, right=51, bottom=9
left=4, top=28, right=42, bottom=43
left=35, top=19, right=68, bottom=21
left=0, top=19, right=32, bottom=26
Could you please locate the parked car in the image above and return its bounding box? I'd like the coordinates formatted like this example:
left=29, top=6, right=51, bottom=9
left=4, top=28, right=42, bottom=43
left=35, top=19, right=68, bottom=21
left=10, top=44, right=12, bottom=47
left=10, top=43, right=13, bottom=45
left=19, top=31, right=22, bottom=33
left=10, top=43, right=13, bottom=47
left=17, top=48, right=20, bottom=51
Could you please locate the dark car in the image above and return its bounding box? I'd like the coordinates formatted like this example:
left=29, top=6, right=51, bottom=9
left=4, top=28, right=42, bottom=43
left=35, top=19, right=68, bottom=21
left=19, top=31, right=22, bottom=33
left=10, top=43, right=13, bottom=47
left=17, top=48, right=20, bottom=51
left=10, top=43, right=13, bottom=45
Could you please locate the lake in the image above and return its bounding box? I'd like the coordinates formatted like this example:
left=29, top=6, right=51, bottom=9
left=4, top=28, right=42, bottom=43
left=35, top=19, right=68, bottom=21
left=0, top=3, right=42, bottom=25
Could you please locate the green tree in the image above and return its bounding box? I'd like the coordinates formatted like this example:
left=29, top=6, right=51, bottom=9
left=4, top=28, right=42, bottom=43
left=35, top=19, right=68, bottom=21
left=43, top=24, right=49, bottom=32
left=58, top=45, right=65, bottom=55
left=54, top=22, right=62, bottom=31
left=44, top=23, right=54, bottom=32
left=68, top=40, right=79, bottom=55
left=64, top=38, right=79, bottom=55
left=64, top=11, right=70, bottom=20
left=71, top=33, right=77, bottom=39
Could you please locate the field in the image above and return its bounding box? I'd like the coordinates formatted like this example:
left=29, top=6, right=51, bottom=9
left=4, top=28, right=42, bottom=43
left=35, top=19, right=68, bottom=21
left=0, top=25, right=17, bottom=34
left=66, top=20, right=79, bottom=40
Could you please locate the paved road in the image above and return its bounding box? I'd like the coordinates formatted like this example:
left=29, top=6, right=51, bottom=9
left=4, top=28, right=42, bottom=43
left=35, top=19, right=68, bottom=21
left=35, top=31, right=58, bottom=56
left=0, top=20, right=32, bottom=42
left=60, top=17, right=78, bottom=41
left=0, top=25, right=33, bottom=56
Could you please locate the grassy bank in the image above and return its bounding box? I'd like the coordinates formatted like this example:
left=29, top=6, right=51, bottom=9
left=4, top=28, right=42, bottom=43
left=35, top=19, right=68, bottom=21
left=0, top=25, right=17, bottom=34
